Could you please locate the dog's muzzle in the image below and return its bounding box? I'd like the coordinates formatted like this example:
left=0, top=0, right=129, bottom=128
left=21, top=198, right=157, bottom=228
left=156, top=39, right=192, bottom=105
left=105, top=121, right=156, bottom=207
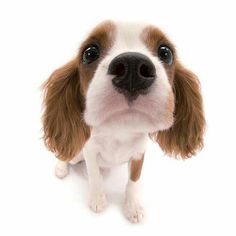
left=108, top=52, right=156, bottom=100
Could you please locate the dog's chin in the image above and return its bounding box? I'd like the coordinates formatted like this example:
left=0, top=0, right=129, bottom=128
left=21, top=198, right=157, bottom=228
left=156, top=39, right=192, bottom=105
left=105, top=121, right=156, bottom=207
left=85, top=107, right=174, bottom=133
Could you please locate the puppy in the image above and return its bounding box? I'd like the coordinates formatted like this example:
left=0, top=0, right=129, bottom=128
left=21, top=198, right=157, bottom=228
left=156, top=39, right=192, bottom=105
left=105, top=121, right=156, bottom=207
left=42, top=21, right=205, bottom=223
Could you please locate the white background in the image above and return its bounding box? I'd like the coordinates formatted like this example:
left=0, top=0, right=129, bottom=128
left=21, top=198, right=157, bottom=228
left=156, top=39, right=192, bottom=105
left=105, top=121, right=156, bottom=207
left=0, top=0, right=236, bottom=235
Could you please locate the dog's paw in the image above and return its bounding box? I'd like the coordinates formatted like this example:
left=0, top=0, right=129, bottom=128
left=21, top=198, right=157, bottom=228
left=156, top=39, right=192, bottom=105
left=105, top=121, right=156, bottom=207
left=89, top=192, right=107, bottom=213
left=55, top=162, right=69, bottom=179
left=123, top=201, right=144, bottom=223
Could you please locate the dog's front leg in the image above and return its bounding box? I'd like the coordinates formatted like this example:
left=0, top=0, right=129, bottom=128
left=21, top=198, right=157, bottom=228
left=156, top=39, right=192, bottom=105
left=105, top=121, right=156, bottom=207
left=84, top=148, right=107, bottom=213
left=124, top=153, right=145, bottom=223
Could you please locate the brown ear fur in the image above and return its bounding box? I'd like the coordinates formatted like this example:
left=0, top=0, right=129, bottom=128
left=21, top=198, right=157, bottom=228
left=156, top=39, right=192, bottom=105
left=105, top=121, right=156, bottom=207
left=152, top=62, right=205, bottom=158
left=42, top=60, right=90, bottom=161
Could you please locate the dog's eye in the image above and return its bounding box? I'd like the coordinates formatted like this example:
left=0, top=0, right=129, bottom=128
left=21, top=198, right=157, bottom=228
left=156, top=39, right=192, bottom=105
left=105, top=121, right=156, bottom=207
left=157, top=45, right=173, bottom=65
left=82, top=45, right=100, bottom=64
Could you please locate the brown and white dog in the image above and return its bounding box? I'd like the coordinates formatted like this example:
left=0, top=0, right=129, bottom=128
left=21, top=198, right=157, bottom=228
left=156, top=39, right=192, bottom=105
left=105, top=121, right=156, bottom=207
left=42, top=21, right=205, bottom=223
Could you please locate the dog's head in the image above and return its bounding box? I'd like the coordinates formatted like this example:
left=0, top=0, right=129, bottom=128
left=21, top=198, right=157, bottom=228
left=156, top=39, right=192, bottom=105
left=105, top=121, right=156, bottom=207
left=42, top=21, right=205, bottom=161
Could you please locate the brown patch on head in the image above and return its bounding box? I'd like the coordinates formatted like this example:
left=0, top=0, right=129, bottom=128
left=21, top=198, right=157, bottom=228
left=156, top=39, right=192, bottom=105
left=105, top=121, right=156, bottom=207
left=78, top=20, right=116, bottom=95
left=141, top=25, right=176, bottom=84
left=142, top=26, right=176, bottom=128
left=130, top=154, right=144, bottom=182
left=42, top=21, right=115, bottom=161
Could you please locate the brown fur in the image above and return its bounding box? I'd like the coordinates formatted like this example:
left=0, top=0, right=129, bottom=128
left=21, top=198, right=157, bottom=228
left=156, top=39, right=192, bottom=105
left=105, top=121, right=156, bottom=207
left=150, top=62, right=205, bottom=158
left=42, top=21, right=115, bottom=161
left=42, top=59, right=90, bottom=161
left=130, top=155, right=144, bottom=182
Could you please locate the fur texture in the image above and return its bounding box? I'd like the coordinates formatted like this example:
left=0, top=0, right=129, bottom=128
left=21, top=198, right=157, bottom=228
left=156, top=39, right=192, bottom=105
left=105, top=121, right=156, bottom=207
left=42, top=21, right=205, bottom=223
left=42, top=60, right=90, bottom=161
left=151, top=62, right=205, bottom=158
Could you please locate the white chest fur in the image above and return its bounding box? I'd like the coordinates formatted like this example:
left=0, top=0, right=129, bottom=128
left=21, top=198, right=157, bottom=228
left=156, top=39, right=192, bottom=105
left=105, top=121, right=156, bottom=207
left=83, top=129, right=148, bottom=168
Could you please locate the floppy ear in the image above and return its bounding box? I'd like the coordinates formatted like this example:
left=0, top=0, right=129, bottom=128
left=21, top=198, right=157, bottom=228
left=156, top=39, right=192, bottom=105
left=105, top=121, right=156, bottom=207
left=42, top=59, right=90, bottom=161
left=153, top=62, right=205, bottom=158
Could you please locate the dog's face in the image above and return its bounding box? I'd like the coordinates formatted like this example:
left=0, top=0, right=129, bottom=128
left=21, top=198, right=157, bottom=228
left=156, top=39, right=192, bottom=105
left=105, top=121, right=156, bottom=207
left=79, top=21, right=174, bottom=132
left=43, top=21, right=205, bottom=161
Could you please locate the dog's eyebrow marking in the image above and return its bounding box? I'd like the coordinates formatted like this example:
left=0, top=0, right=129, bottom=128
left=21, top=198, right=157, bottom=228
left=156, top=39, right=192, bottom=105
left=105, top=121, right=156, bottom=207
left=141, top=25, right=175, bottom=56
left=141, top=25, right=176, bottom=81
left=79, top=20, right=116, bottom=56
left=78, top=20, right=116, bottom=93
left=130, top=154, right=144, bottom=182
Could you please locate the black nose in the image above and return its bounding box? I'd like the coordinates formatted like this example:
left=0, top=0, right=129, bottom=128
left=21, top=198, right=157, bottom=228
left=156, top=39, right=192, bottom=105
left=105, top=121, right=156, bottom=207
left=108, top=52, right=156, bottom=99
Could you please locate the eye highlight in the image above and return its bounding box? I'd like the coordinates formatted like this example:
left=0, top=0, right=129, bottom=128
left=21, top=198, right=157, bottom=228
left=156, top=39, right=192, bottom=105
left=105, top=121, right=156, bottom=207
left=157, top=45, right=173, bottom=65
left=82, top=45, right=100, bottom=64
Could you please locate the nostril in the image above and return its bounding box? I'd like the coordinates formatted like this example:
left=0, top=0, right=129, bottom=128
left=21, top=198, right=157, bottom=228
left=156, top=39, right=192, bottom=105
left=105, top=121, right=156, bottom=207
left=111, top=62, right=126, bottom=77
left=139, top=63, right=154, bottom=78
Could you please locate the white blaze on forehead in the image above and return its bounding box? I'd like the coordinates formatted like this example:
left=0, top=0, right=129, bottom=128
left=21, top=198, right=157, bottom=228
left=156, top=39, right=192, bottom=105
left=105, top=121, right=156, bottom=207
left=111, top=22, right=149, bottom=54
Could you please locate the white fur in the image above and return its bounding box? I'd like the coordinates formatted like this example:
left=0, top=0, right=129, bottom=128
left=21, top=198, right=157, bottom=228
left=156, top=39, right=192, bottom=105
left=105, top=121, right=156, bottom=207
left=55, top=160, right=69, bottom=179
left=56, top=22, right=174, bottom=223
left=124, top=180, right=144, bottom=223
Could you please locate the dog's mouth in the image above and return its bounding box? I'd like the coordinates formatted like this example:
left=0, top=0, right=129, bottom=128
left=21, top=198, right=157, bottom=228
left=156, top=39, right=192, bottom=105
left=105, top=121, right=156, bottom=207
left=84, top=77, right=174, bottom=131
left=96, top=106, right=159, bottom=127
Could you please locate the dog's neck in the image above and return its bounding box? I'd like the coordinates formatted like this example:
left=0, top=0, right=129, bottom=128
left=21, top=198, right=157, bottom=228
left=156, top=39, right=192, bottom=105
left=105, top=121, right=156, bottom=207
left=91, top=126, right=148, bottom=142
